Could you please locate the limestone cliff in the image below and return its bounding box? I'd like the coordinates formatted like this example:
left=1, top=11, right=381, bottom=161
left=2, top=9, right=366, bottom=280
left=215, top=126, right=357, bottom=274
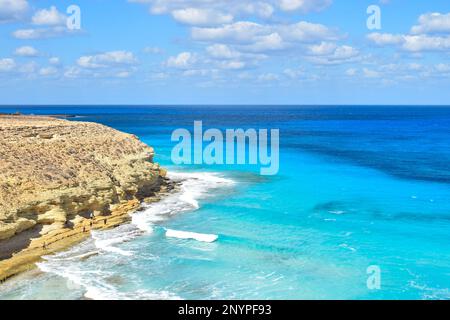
left=0, top=115, right=165, bottom=243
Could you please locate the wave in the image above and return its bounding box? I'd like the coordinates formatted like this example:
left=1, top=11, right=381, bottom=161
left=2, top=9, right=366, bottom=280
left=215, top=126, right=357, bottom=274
left=91, top=225, right=142, bottom=257
left=36, top=171, right=235, bottom=300
left=165, top=229, right=218, bottom=243
left=132, top=171, right=235, bottom=233
left=37, top=225, right=181, bottom=300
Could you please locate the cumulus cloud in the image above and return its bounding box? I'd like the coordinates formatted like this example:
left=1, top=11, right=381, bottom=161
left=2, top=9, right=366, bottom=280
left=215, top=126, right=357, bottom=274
left=32, top=6, right=66, bottom=25
left=14, top=46, right=39, bottom=57
left=363, top=68, right=380, bottom=78
left=283, top=67, right=304, bottom=79
left=77, top=51, right=138, bottom=69
left=39, top=66, right=58, bottom=76
left=166, top=52, right=197, bottom=68
left=366, top=32, right=404, bottom=46
left=192, top=21, right=338, bottom=53
left=368, top=32, right=450, bottom=52
left=307, top=42, right=360, bottom=65
left=12, top=6, right=78, bottom=40
left=402, top=34, right=450, bottom=52
left=206, top=44, right=241, bottom=59
left=49, top=57, right=61, bottom=65
left=367, top=12, right=450, bottom=52
left=12, top=26, right=75, bottom=39
left=411, top=12, right=450, bottom=35
left=278, top=0, right=332, bottom=13
left=129, top=0, right=278, bottom=21
left=0, top=0, right=28, bottom=23
left=0, top=58, right=16, bottom=72
left=128, top=0, right=336, bottom=36
left=172, top=8, right=233, bottom=26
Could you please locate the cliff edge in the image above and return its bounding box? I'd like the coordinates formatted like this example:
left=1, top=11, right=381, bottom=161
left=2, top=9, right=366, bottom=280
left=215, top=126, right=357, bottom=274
left=0, top=115, right=168, bottom=280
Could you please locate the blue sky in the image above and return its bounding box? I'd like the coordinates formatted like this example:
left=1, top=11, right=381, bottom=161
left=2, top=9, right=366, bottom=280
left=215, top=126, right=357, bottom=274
left=0, top=0, right=450, bottom=105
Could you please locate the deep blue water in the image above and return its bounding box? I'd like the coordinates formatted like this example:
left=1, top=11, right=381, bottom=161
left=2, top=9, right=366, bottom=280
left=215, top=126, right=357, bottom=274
left=1, top=106, right=449, bottom=300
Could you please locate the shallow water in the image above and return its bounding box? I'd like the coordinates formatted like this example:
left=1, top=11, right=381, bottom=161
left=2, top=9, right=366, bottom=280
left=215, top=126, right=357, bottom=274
left=1, top=106, right=449, bottom=300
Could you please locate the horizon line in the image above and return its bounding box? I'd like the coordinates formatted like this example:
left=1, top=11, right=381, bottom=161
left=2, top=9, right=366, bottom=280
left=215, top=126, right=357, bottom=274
left=1, top=104, right=450, bottom=107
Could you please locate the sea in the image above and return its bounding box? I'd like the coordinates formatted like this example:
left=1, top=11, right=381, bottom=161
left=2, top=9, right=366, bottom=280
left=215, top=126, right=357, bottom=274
left=0, top=105, right=449, bottom=300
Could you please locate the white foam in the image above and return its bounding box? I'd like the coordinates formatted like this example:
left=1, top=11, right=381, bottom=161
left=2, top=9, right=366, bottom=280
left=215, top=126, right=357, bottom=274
left=35, top=171, right=234, bottom=300
left=84, top=286, right=181, bottom=300
left=165, top=229, right=219, bottom=243
left=37, top=239, right=181, bottom=300
left=91, top=225, right=141, bottom=257
left=132, top=171, right=235, bottom=233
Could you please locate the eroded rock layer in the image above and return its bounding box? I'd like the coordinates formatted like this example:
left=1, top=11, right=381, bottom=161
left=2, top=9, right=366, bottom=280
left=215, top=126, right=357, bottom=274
left=0, top=115, right=167, bottom=276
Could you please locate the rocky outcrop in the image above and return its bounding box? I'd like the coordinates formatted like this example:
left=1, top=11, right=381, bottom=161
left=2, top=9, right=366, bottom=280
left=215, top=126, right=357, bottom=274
left=0, top=115, right=168, bottom=279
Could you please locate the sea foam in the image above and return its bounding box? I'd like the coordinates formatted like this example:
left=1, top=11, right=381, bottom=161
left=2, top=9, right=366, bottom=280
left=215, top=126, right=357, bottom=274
left=131, top=171, right=235, bottom=232
left=165, top=229, right=219, bottom=243
left=36, top=171, right=234, bottom=300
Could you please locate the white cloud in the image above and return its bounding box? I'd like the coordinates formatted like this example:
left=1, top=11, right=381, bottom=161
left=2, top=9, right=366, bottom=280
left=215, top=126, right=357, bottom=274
left=63, top=66, right=82, bottom=78
left=115, top=71, right=132, bottom=78
left=39, top=66, right=58, bottom=76
left=129, top=0, right=278, bottom=20
left=307, top=41, right=337, bottom=55
left=172, top=8, right=233, bottom=26
left=435, top=63, right=450, bottom=73
left=363, top=68, right=380, bottom=78
left=411, top=12, right=450, bottom=35
left=166, top=52, right=197, bottom=68
left=49, top=57, right=60, bottom=65
left=237, top=2, right=274, bottom=18
left=206, top=44, right=241, bottom=59
left=283, top=68, right=304, bottom=79
left=205, top=44, right=266, bottom=70
left=366, top=32, right=404, bottom=46
left=14, top=46, right=39, bottom=57
left=0, top=58, right=16, bottom=72
left=0, top=0, right=28, bottom=23
left=218, top=60, right=246, bottom=70
left=307, top=43, right=360, bottom=65
left=402, top=34, right=450, bottom=52
left=192, top=21, right=337, bottom=53
left=278, top=0, right=332, bottom=13
left=129, top=0, right=335, bottom=26
left=368, top=32, right=450, bottom=52
left=32, top=6, right=66, bottom=26
left=12, top=26, right=74, bottom=39
left=77, top=51, right=138, bottom=69
left=367, top=12, right=450, bottom=53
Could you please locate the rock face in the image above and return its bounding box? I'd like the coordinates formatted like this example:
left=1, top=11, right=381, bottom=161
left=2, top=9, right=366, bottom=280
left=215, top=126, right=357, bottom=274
left=0, top=115, right=165, bottom=242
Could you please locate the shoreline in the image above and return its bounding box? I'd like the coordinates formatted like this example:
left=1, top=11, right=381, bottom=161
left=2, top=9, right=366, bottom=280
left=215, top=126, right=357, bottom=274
left=0, top=178, right=178, bottom=283
left=0, top=199, right=139, bottom=282
left=0, top=115, right=174, bottom=283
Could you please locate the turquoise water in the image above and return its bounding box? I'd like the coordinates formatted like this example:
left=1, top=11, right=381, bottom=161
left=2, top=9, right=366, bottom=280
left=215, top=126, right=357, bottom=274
left=1, top=106, right=450, bottom=300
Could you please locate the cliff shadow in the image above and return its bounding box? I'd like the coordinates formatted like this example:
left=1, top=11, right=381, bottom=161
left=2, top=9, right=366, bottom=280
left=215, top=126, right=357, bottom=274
left=0, top=225, right=44, bottom=260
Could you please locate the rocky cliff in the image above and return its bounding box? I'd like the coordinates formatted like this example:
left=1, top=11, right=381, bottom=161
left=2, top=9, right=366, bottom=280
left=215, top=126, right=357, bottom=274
left=0, top=115, right=168, bottom=280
